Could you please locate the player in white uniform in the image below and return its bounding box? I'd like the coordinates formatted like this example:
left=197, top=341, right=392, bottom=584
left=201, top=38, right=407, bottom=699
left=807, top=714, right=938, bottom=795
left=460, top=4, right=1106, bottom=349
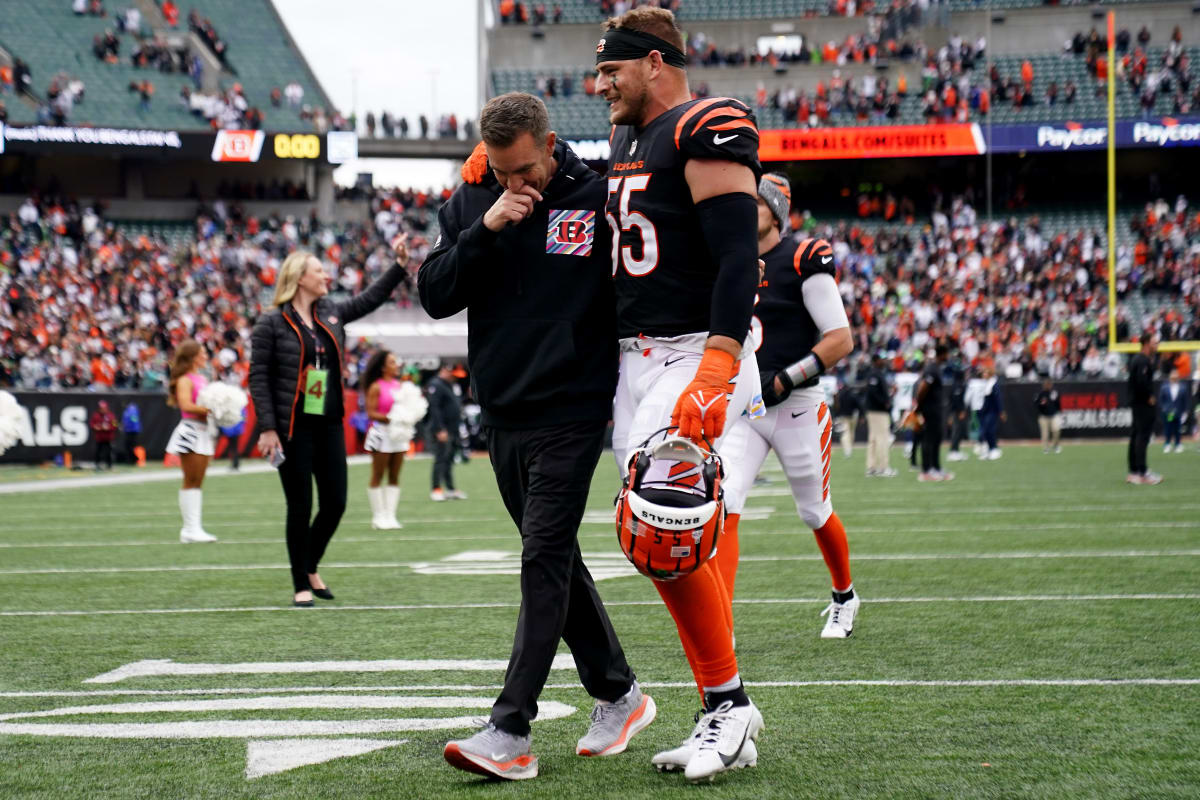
left=720, top=173, right=860, bottom=638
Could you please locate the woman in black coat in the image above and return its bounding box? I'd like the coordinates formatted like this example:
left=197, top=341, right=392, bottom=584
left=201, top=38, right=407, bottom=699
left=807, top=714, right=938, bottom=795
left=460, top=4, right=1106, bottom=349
left=250, top=237, right=409, bottom=606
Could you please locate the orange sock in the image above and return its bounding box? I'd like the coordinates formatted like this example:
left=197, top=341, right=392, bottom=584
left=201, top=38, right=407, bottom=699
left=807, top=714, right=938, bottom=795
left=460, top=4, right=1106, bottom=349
left=813, top=511, right=852, bottom=591
left=654, top=561, right=739, bottom=693
left=715, top=512, right=740, bottom=603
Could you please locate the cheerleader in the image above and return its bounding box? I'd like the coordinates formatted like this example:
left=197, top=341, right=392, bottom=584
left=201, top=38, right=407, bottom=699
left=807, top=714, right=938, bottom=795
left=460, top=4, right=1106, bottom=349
left=363, top=350, right=409, bottom=529
left=165, top=340, right=218, bottom=543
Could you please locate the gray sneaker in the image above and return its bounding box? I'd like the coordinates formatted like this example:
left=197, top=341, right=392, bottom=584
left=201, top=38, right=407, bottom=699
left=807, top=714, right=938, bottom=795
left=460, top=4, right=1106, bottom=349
left=444, top=722, right=537, bottom=780
left=576, top=681, right=657, bottom=757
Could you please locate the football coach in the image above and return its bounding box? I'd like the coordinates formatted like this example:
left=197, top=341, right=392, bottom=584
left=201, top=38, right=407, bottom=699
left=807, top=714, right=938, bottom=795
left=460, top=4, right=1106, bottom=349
left=419, top=92, right=654, bottom=781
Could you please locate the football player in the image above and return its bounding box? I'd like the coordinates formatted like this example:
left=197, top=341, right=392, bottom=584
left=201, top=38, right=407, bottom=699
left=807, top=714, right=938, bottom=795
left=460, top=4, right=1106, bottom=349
left=595, top=7, right=763, bottom=782
left=720, top=173, right=860, bottom=640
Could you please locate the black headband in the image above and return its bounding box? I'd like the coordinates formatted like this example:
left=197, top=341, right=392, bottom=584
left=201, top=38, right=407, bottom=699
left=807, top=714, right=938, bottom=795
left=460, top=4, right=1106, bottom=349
left=595, top=28, right=687, bottom=68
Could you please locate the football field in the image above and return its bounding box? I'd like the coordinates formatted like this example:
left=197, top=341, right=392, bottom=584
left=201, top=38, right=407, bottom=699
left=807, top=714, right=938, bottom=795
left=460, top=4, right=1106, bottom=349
left=1, top=443, right=1198, bottom=799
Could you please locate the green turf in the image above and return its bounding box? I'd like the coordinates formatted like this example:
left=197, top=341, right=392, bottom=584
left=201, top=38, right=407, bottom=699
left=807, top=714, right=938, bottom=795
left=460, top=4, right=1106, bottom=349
left=1, top=444, right=1198, bottom=799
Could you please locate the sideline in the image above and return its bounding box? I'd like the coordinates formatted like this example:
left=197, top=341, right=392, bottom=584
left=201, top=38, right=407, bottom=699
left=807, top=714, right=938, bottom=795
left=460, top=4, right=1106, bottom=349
left=0, top=455, right=377, bottom=495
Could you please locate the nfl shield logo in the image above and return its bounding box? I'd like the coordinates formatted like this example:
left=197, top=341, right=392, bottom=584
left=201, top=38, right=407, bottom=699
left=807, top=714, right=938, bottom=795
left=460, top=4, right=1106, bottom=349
left=629, top=139, right=638, bottom=157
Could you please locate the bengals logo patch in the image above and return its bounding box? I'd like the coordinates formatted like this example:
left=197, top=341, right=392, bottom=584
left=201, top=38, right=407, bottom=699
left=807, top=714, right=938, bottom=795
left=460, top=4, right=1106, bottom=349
left=546, top=209, right=595, bottom=256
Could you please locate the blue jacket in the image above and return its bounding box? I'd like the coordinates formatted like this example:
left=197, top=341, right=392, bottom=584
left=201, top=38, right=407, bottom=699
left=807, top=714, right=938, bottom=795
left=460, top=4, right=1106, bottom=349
left=121, top=403, right=141, bottom=433
left=1158, top=381, right=1192, bottom=422
left=980, top=378, right=1004, bottom=416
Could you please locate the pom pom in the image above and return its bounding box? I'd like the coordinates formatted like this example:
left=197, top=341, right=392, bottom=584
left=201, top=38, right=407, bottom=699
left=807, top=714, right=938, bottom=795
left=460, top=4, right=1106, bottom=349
left=387, top=381, right=429, bottom=443
left=461, top=141, right=489, bottom=185
left=0, top=391, right=25, bottom=456
left=196, top=382, right=249, bottom=429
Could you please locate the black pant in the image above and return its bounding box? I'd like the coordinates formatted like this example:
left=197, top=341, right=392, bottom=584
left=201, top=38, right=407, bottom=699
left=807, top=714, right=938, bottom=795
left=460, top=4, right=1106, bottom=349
left=486, top=420, right=635, bottom=736
left=94, top=441, right=113, bottom=470
left=431, top=437, right=456, bottom=490
left=921, top=412, right=943, bottom=472
left=1129, top=405, right=1155, bottom=475
left=949, top=411, right=968, bottom=452
left=278, top=418, right=347, bottom=592
left=224, top=434, right=241, bottom=470
left=123, top=431, right=139, bottom=463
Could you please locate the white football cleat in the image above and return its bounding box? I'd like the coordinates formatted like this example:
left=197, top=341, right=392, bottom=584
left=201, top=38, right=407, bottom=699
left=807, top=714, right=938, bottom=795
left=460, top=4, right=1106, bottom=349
left=683, top=701, right=764, bottom=783
left=180, top=528, right=217, bottom=543
left=987, top=449, right=1003, bottom=460
left=820, top=593, right=861, bottom=638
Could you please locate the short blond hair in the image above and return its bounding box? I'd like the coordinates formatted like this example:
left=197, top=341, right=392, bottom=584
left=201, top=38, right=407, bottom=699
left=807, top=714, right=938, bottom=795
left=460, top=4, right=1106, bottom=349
left=273, top=250, right=317, bottom=307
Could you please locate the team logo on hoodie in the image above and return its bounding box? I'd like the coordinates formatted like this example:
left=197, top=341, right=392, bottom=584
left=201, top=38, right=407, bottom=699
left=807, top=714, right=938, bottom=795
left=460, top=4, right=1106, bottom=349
left=546, top=209, right=595, bottom=257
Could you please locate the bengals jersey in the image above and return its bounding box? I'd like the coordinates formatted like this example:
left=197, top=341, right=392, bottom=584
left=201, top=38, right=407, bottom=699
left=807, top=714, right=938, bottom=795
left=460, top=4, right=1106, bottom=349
left=753, top=236, right=838, bottom=384
left=607, top=97, right=763, bottom=339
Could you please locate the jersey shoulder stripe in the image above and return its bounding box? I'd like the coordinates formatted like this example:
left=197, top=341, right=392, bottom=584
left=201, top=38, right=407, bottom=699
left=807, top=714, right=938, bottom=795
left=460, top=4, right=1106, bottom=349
left=793, top=237, right=836, bottom=279
left=673, top=97, right=758, bottom=149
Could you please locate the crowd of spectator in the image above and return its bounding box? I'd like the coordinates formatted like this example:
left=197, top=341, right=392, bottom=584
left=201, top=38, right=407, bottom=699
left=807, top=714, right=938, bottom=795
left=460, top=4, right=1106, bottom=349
left=3, top=178, right=1197, bottom=392
left=187, top=9, right=228, bottom=66
left=0, top=188, right=448, bottom=390
left=812, top=192, right=1200, bottom=380
left=362, top=111, right=476, bottom=141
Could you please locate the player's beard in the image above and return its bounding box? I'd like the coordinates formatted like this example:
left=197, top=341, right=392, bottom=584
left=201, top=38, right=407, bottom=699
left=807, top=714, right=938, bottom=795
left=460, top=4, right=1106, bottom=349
left=608, top=85, right=650, bottom=127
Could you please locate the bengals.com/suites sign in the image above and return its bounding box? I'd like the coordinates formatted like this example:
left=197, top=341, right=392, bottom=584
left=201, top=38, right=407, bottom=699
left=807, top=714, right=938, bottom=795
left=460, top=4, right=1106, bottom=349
left=758, top=123, right=986, bottom=161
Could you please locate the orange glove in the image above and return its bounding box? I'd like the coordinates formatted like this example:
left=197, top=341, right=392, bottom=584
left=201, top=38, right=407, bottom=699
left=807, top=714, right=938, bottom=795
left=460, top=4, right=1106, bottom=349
left=671, top=348, right=737, bottom=443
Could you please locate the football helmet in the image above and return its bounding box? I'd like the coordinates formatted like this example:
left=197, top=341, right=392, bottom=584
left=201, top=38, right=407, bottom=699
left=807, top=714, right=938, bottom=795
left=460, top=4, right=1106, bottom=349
left=615, top=432, right=725, bottom=581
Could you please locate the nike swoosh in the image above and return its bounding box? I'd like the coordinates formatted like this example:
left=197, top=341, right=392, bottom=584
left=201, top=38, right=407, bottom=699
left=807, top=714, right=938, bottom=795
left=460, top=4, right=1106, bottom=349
left=664, top=356, right=687, bottom=367
left=791, top=411, right=807, bottom=418
left=713, top=133, right=738, bottom=145
left=821, top=256, right=833, bottom=264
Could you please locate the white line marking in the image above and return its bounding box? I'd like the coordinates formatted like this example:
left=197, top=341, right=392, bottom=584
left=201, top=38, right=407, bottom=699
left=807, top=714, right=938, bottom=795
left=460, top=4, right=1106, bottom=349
left=1, top=694, right=508, bottom=719
left=247, top=738, right=404, bottom=780
left=3, top=679, right=1197, bottom=701
left=0, top=456, right=378, bottom=495
left=7, top=550, right=1197, bottom=577
left=2, top=594, right=1197, bottom=618
left=2, top=517, right=499, bottom=533
left=84, top=655, right=577, bottom=684
left=2, top=521, right=1194, bottom=550
left=0, top=699, right=577, bottom=739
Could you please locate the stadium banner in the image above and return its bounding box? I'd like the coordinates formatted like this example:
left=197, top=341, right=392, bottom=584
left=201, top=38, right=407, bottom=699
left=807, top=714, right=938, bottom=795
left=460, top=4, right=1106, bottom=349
left=1, top=389, right=370, bottom=464
left=997, top=381, right=1134, bottom=440
left=759, top=123, right=985, bottom=161
left=985, top=116, right=1200, bottom=154
left=835, top=378, right=1135, bottom=443
left=0, top=125, right=354, bottom=164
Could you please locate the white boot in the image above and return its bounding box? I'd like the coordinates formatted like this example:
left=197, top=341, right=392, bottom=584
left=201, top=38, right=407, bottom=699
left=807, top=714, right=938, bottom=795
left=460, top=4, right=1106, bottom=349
left=382, top=485, right=403, bottom=529
left=179, top=489, right=217, bottom=543
left=367, top=486, right=388, bottom=529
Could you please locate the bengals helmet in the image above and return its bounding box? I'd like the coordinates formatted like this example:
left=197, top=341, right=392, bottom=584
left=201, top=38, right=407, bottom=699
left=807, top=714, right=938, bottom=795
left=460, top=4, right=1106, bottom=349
left=615, top=433, right=725, bottom=581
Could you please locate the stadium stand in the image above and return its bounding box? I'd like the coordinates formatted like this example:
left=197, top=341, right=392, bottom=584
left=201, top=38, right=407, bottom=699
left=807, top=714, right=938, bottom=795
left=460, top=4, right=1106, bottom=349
left=0, top=0, right=335, bottom=130
left=3, top=184, right=1196, bottom=390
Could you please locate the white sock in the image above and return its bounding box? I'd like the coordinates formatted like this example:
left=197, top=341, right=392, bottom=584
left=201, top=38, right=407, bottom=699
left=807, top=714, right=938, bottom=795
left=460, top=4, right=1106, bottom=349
left=703, top=674, right=741, bottom=695
left=367, top=486, right=384, bottom=518
left=383, top=484, right=401, bottom=521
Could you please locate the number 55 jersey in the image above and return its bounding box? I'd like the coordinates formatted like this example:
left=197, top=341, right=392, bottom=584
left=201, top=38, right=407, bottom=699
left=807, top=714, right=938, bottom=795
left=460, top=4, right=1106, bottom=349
left=607, top=97, right=762, bottom=339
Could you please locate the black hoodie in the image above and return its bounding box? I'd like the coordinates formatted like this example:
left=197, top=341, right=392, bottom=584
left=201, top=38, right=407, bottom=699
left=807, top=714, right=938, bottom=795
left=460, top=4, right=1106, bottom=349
left=418, top=141, right=616, bottom=429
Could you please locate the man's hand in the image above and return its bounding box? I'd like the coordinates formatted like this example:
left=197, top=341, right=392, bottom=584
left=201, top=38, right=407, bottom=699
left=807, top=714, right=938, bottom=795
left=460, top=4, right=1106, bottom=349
left=436, top=429, right=449, bottom=443
left=391, top=232, right=410, bottom=267
left=671, top=348, right=736, bottom=442
left=483, top=185, right=542, bottom=232
left=258, top=430, right=282, bottom=460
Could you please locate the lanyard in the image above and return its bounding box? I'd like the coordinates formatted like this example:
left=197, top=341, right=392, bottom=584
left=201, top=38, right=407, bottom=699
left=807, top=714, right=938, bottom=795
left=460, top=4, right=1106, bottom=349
left=297, top=310, right=325, bottom=369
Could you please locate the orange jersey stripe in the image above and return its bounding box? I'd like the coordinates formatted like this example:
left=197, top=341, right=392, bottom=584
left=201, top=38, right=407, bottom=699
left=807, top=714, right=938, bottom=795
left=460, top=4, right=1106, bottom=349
left=673, top=97, right=727, bottom=149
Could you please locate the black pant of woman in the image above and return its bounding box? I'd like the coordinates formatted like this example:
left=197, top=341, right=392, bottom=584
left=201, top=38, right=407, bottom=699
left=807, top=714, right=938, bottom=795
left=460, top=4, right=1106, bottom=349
left=278, top=418, right=347, bottom=592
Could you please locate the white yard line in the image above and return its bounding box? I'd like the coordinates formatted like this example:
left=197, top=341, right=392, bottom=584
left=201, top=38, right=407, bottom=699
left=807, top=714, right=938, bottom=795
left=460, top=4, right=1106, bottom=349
left=3, top=678, right=1198, bottom=699
left=3, top=517, right=499, bottom=534
left=0, top=457, right=385, bottom=495
left=1, top=594, right=1197, bottom=617
left=2, top=520, right=1195, bottom=550
left=3, top=549, right=1197, bottom=576
left=84, top=655, right=577, bottom=684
